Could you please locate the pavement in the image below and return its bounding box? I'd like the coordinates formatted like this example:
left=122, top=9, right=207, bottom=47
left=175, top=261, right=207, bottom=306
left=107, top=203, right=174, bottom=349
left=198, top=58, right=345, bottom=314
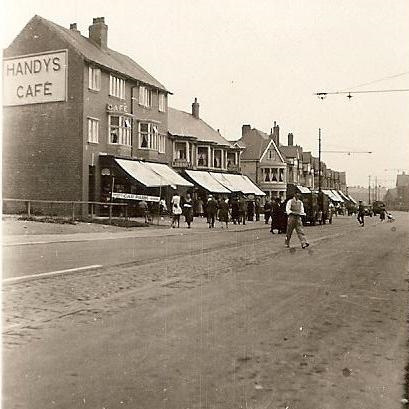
left=2, top=214, right=275, bottom=246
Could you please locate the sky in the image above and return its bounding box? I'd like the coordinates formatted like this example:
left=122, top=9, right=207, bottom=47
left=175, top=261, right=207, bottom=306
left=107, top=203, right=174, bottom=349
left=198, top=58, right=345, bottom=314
left=2, top=0, right=409, bottom=187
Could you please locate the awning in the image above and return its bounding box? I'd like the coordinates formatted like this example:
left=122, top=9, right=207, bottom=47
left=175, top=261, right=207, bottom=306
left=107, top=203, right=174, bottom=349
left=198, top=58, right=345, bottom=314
left=241, top=175, right=266, bottom=196
left=337, top=191, right=350, bottom=202
left=322, top=189, right=339, bottom=201
left=297, top=185, right=311, bottom=194
left=331, top=190, right=345, bottom=202
left=209, top=172, right=239, bottom=192
left=348, top=194, right=357, bottom=204
left=144, top=162, right=193, bottom=187
left=185, top=170, right=231, bottom=193
left=115, top=159, right=192, bottom=187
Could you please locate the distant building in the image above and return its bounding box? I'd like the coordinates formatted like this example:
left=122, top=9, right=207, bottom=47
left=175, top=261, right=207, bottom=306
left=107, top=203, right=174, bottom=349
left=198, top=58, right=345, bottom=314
left=385, top=172, right=409, bottom=210
left=236, top=122, right=287, bottom=199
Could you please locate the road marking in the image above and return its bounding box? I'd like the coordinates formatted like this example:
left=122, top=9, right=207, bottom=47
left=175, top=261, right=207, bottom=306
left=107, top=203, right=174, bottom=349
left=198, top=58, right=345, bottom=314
left=3, top=264, right=102, bottom=284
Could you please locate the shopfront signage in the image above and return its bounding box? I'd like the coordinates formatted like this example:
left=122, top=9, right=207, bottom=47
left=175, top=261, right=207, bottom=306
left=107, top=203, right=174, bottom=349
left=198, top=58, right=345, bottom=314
left=112, top=192, right=160, bottom=202
left=106, top=103, right=128, bottom=113
left=3, top=50, right=67, bottom=106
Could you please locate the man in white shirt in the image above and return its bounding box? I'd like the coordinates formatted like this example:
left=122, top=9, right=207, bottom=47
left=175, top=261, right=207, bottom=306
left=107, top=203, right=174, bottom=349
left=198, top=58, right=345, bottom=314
left=285, top=192, right=309, bottom=248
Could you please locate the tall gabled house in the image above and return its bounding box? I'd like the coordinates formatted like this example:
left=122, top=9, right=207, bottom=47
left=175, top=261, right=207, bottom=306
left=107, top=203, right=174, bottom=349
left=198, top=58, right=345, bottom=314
left=237, top=122, right=287, bottom=199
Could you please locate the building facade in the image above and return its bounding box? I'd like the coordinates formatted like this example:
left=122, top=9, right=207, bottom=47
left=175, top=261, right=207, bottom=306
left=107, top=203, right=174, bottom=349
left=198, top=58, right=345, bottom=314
left=3, top=15, right=176, bottom=214
left=238, top=122, right=287, bottom=199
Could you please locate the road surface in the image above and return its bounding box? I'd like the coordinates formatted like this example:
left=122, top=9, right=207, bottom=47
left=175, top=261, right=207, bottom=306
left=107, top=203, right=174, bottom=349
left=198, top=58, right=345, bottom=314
left=2, top=214, right=409, bottom=409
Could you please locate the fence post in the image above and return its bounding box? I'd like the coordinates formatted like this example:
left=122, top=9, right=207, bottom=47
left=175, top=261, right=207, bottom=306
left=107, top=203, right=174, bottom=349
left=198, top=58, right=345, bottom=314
left=26, top=201, right=31, bottom=217
left=71, top=202, right=75, bottom=222
left=109, top=204, right=112, bottom=224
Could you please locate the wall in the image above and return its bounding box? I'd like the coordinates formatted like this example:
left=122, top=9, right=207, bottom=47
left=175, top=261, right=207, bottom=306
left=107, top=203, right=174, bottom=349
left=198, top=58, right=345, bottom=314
left=3, top=19, right=84, bottom=202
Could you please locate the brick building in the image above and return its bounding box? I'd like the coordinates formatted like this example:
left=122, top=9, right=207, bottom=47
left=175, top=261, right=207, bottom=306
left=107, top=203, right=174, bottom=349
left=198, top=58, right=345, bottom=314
left=3, top=15, right=191, bottom=215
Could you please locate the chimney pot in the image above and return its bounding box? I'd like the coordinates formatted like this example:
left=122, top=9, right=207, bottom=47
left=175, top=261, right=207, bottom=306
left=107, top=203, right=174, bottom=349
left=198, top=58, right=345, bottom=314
left=70, top=23, right=77, bottom=30
left=89, top=17, right=108, bottom=48
left=288, top=133, right=294, bottom=146
left=242, top=124, right=251, bottom=137
left=192, top=98, right=200, bottom=119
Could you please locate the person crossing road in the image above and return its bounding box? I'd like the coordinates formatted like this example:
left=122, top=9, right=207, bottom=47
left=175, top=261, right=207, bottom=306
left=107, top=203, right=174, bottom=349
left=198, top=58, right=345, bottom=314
left=285, top=193, right=309, bottom=249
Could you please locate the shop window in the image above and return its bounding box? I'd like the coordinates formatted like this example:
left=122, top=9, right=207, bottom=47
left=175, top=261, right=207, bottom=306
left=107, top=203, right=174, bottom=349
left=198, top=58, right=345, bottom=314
left=87, top=117, right=99, bottom=143
left=109, top=75, right=125, bottom=99
left=109, top=115, right=131, bottom=145
left=88, top=67, right=101, bottom=91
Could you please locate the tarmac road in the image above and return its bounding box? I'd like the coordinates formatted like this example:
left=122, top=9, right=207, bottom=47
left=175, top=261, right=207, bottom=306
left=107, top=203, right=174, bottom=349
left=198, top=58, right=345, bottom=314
left=2, top=213, right=409, bottom=409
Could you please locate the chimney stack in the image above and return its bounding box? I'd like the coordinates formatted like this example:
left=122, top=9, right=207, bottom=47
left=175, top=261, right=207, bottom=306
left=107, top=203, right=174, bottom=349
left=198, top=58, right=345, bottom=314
left=242, top=124, right=251, bottom=137
left=288, top=133, right=294, bottom=146
left=70, top=23, right=80, bottom=34
left=272, top=121, right=280, bottom=146
left=192, top=98, right=199, bottom=119
left=89, top=17, right=107, bottom=48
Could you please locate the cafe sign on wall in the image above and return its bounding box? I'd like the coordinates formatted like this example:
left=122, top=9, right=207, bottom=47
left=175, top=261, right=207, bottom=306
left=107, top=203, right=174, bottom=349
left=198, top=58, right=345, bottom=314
left=3, top=50, right=67, bottom=106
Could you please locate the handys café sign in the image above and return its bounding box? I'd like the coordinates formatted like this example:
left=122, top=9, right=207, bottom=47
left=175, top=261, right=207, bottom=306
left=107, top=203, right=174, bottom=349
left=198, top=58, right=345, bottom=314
left=3, top=50, right=67, bottom=106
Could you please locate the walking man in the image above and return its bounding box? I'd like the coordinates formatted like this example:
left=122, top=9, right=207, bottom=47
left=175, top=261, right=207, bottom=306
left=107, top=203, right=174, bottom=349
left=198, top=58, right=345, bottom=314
left=285, top=193, right=309, bottom=248
left=357, top=200, right=365, bottom=227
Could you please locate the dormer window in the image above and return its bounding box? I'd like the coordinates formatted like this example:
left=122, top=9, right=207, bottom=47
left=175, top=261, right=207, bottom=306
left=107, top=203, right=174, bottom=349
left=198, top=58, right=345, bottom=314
left=109, top=75, right=125, bottom=99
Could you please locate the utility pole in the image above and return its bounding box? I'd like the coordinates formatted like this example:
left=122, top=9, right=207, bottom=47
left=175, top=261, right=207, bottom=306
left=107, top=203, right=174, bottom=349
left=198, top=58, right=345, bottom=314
left=368, top=175, right=371, bottom=204
left=318, top=128, right=321, bottom=192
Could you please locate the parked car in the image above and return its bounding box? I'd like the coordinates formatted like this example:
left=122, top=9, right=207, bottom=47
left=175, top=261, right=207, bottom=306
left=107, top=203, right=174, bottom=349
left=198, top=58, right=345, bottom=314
left=363, top=205, right=373, bottom=217
left=372, top=201, right=386, bottom=215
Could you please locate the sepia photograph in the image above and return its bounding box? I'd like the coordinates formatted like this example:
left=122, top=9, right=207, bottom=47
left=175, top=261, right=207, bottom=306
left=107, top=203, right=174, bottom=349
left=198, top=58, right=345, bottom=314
left=2, top=1, right=409, bottom=408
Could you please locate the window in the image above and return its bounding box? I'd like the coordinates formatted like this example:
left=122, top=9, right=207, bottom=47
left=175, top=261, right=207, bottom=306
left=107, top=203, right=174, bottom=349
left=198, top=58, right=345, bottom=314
left=213, top=150, right=222, bottom=168
left=138, top=122, right=164, bottom=151
left=87, top=118, right=99, bottom=143
left=272, top=168, right=278, bottom=181
left=88, top=67, right=101, bottom=91
left=197, top=147, right=208, bottom=167
left=109, top=115, right=131, bottom=145
left=159, top=93, right=166, bottom=112
left=264, top=168, right=270, bottom=182
left=109, top=75, right=125, bottom=99
left=279, top=168, right=284, bottom=182
left=139, top=86, right=152, bottom=108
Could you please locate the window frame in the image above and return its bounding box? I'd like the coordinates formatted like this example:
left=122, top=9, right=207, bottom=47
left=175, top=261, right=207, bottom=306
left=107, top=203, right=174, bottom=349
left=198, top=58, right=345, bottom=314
left=88, top=67, right=101, bottom=91
left=109, top=74, right=126, bottom=99
left=108, top=115, right=132, bottom=146
left=87, top=117, right=99, bottom=143
left=139, top=86, right=152, bottom=108
left=158, top=93, right=166, bottom=112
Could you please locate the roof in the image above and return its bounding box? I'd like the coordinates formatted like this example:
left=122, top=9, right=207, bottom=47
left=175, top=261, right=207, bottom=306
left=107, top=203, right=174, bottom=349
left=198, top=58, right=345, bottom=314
left=237, top=128, right=270, bottom=160
left=279, top=145, right=303, bottom=160
left=168, top=107, right=233, bottom=147
left=8, top=15, right=169, bottom=92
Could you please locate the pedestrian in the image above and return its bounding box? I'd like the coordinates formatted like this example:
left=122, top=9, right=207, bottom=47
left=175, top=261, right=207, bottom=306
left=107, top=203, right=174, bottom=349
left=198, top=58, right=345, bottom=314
left=278, top=200, right=288, bottom=233
left=195, top=197, right=204, bottom=217
left=159, top=197, right=167, bottom=218
left=238, top=195, right=247, bottom=225
left=183, top=193, right=194, bottom=228
left=247, top=199, right=254, bottom=222
left=206, top=195, right=218, bottom=228
left=231, top=196, right=240, bottom=224
left=357, top=200, right=365, bottom=227
left=328, top=202, right=335, bottom=224
left=218, top=196, right=230, bottom=228
left=255, top=198, right=261, bottom=221
left=264, top=198, right=272, bottom=224
left=138, top=200, right=150, bottom=224
left=285, top=192, right=309, bottom=248
left=171, top=191, right=182, bottom=228
left=270, top=198, right=281, bottom=234
left=379, top=208, right=386, bottom=222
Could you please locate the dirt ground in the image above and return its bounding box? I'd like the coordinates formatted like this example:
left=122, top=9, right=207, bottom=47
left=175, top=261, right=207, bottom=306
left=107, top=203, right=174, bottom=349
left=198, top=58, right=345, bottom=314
left=2, top=213, right=409, bottom=409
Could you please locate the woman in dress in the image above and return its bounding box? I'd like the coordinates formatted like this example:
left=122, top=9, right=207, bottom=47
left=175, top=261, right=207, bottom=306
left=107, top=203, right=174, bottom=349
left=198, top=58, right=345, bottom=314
left=183, top=193, right=194, bottom=228
left=171, top=191, right=182, bottom=228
